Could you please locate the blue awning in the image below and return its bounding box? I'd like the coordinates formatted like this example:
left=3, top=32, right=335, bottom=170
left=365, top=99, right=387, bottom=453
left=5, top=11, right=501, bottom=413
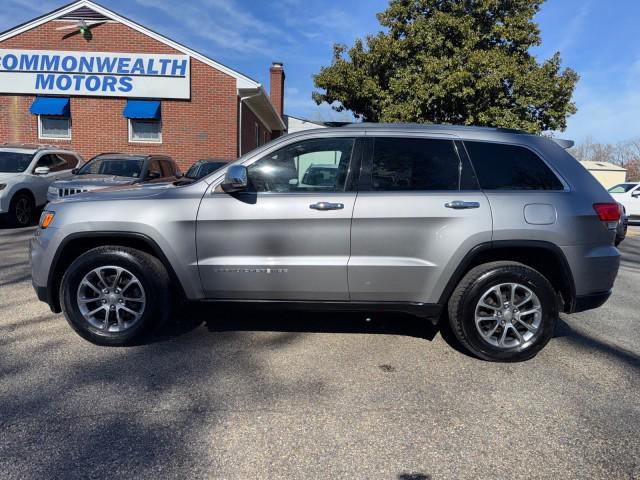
left=123, top=100, right=161, bottom=120
left=29, top=97, right=70, bottom=117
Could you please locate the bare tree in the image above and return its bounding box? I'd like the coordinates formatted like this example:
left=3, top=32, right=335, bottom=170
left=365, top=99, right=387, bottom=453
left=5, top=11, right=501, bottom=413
left=569, top=136, right=640, bottom=181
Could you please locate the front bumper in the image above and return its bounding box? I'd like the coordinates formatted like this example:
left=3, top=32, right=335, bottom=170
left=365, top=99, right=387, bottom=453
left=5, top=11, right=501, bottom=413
left=0, top=191, right=9, bottom=214
left=30, top=227, right=61, bottom=313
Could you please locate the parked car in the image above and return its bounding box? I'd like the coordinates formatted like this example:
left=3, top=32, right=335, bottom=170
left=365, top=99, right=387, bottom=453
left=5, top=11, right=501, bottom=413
left=299, top=164, right=338, bottom=189
left=608, top=182, right=640, bottom=222
left=185, top=159, right=228, bottom=180
left=0, top=144, right=83, bottom=226
left=616, top=202, right=628, bottom=246
left=31, top=124, right=621, bottom=361
left=47, top=153, right=181, bottom=201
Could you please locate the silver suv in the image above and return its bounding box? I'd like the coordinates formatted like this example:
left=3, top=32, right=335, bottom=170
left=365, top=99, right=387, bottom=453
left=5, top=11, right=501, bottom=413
left=30, top=124, right=621, bottom=361
left=0, top=144, right=83, bottom=226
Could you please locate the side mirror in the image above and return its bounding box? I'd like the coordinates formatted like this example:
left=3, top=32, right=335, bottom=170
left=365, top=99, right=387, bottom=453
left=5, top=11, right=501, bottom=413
left=71, top=168, right=78, bottom=175
left=34, top=166, right=50, bottom=175
left=146, top=171, right=161, bottom=180
left=632, top=191, right=640, bottom=198
left=221, top=165, right=248, bottom=193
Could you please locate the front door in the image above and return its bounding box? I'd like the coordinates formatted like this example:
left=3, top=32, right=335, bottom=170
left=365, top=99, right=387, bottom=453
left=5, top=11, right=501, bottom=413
left=349, top=136, right=493, bottom=304
left=196, top=135, right=360, bottom=300
left=627, top=185, right=640, bottom=216
left=30, top=153, right=77, bottom=205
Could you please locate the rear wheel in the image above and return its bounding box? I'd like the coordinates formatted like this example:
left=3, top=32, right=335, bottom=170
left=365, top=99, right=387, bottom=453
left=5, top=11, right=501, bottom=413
left=8, top=192, right=35, bottom=227
left=447, top=261, right=558, bottom=362
left=60, top=246, right=171, bottom=346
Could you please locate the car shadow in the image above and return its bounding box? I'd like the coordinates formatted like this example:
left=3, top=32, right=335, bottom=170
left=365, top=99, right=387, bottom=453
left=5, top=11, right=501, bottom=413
left=145, top=303, right=640, bottom=368
left=147, top=302, right=442, bottom=346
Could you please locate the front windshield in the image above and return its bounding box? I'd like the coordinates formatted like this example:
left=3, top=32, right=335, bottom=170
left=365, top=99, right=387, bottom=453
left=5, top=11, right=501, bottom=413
left=77, top=158, right=144, bottom=178
left=186, top=162, right=225, bottom=179
left=608, top=183, right=638, bottom=193
left=0, top=152, right=33, bottom=173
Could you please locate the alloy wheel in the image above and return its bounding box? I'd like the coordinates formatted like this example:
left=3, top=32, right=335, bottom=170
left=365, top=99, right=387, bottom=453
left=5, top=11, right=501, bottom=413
left=76, top=266, right=146, bottom=333
left=474, top=282, right=542, bottom=349
left=15, top=197, right=32, bottom=225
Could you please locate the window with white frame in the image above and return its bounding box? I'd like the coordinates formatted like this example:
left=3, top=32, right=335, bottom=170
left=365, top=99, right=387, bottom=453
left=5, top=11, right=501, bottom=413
left=39, top=115, right=71, bottom=139
left=129, top=119, right=162, bottom=143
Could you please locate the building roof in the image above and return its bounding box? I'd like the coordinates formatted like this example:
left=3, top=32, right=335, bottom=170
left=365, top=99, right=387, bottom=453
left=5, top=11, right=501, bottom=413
left=0, top=0, right=286, bottom=130
left=580, top=161, right=627, bottom=172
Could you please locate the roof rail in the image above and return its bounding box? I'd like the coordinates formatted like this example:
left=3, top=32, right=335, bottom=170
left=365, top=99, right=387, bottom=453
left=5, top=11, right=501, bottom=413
left=1, top=142, right=76, bottom=151
left=339, top=122, right=530, bottom=135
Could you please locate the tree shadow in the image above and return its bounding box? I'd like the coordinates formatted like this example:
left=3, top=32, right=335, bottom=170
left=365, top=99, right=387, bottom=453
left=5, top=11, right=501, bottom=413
left=554, top=318, right=639, bottom=370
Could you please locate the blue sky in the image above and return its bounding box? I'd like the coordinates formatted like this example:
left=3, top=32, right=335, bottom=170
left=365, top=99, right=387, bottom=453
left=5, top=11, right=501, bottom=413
left=1, top=0, right=639, bottom=144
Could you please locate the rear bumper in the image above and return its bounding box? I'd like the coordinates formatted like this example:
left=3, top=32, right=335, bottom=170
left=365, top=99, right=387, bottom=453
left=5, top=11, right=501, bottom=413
left=561, top=244, right=620, bottom=298
left=571, top=290, right=612, bottom=313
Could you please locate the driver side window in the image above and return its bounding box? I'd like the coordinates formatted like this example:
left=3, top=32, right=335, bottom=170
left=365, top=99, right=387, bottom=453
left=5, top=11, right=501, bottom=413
left=247, top=137, right=355, bottom=193
left=34, top=154, right=67, bottom=173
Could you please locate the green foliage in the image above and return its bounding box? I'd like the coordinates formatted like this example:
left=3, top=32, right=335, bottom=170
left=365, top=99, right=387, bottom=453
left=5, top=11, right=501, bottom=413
left=313, top=0, right=579, bottom=133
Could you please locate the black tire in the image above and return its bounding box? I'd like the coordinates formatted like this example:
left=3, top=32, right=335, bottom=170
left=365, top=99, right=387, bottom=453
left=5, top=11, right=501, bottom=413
left=8, top=192, right=35, bottom=227
left=447, top=261, right=558, bottom=362
left=60, top=246, right=172, bottom=346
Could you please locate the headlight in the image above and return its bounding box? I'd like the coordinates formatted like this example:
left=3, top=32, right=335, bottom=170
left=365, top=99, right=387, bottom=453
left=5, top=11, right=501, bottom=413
left=0, top=183, right=6, bottom=191
left=39, top=211, right=55, bottom=229
left=47, top=185, right=58, bottom=196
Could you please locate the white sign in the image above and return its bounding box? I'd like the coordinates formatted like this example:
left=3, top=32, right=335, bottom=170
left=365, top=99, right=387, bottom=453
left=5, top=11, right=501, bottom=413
left=0, top=49, right=190, bottom=99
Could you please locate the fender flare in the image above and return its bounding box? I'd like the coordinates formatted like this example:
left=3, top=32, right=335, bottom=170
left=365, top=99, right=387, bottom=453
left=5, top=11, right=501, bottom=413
left=437, top=240, right=576, bottom=312
left=46, top=231, right=186, bottom=312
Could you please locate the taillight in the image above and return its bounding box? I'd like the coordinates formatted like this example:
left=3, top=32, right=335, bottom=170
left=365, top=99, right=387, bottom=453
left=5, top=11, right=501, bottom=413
left=593, top=203, right=621, bottom=222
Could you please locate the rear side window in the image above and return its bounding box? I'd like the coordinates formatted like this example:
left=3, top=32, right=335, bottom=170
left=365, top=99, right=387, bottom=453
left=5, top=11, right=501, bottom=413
left=370, top=138, right=461, bottom=191
left=160, top=160, right=176, bottom=177
left=464, top=141, right=564, bottom=191
left=146, top=159, right=162, bottom=178
left=58, top=154, right=80, bottom=170
left=608, top=183, right=637, bottom=193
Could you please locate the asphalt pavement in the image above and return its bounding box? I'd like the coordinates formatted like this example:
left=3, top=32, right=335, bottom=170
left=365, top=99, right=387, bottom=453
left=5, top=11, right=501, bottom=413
left=0, top=224, right=638, bottom=479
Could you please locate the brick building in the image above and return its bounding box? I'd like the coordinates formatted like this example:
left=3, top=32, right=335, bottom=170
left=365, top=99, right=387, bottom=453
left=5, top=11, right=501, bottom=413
left=0, top=0, right=286, bottom=171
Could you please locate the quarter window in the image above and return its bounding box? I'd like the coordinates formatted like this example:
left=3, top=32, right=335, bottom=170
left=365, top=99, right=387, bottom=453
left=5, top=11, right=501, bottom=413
left=464, top=141, right=564, bottom=190
left=39, top=116, right=71, bottom=139
left=370, top=138, right=461, bottom=191
left=129, top=119, right=162, bottom=143
left=247, top=137, right=355, bottom=193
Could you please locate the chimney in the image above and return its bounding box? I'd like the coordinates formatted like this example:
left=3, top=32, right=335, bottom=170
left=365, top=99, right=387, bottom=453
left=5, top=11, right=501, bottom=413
left=269, top=62, right=285, bottom=118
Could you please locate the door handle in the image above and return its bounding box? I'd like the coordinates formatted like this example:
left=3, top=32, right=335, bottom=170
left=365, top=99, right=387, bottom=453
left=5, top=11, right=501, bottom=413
left=445, top=200, right=480, bottom=209
left=310, top=202, right=345, bottom=211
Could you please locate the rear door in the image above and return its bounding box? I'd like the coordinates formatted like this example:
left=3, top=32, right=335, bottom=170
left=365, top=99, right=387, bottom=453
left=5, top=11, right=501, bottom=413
left=349, top=135, right=492, bottom=304
left=196, top=134, right=361, bottom=300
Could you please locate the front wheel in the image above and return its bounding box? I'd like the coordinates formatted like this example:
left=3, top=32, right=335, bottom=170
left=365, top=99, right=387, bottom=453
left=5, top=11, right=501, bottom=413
left=447, top=261, right=558, bottom=362
left=8, top=192, right=35, bottom=227
left=60, top=246, right=172, bottom=346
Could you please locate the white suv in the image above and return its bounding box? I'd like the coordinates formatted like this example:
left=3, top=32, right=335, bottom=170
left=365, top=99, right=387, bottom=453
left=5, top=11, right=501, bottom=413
left=0, top=144, right=83, bottom=227
left=609, top=182, right=640, bottom=220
